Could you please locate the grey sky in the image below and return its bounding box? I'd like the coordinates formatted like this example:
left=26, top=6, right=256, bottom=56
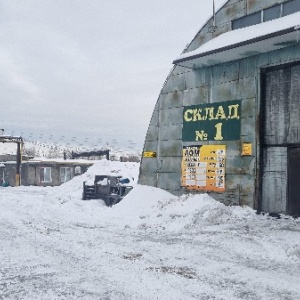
left=0, top=0, right=225, bottom=150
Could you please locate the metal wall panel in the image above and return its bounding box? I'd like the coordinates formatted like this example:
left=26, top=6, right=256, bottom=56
left=183, top=87, right=209, bottom=106
left=289, top=65, right=300, bottom=143
left=157, top=172, right=181, bottom=190
left=159, top=124, right=182, bottom=141
left=261, top=147, right=287, bottom=213
left=212, top=62, right=240, bottom=85
left=139, top=157, right=158, bottom=174
left=264, top=64, right=300, bottom=145
left=159, top=107, right=183, bottom=126
left=158, top=157, right=183, bottom=173
left=161, top=73, right=186, bottom=94
left=211, top=80, right=240, bottom=101
left=159, top=91, right=183, bottom=110
left=138, top=172, right=157, bottom=187
left=264, top=68, right=291, bottom=145
left=144, top=125, right=158, bottom=142
left=158, top=140, right=182, bottom=157
left=185, top=69, right=209, bottom=89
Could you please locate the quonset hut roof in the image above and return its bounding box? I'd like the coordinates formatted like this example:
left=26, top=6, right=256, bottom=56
left=174, top=11, right=300, bottom=69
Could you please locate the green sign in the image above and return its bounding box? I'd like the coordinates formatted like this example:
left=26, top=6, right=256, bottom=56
left=182, top=100, right=241, bottom=141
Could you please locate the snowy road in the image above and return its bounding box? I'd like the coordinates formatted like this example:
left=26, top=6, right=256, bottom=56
left=1, top=162, right=300, bottom=299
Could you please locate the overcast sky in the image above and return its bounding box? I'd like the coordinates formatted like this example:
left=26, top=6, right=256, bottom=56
left=0, top=0, right=225, bottom=151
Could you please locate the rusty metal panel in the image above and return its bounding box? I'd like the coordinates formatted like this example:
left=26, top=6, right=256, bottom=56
left=264, top=63, right=300, bottom=145
left=158, top=157, right=183, bottom=173
left=223, top=62, right=240, bottom=82
left=143, top=140, right=158, bottom=154
left=138, top=172, right=157, bottom=187
left=240, top=77, right=257, bottom=99
left=139, top=156, right=158, bottom=173
left=264, top=67, right=291, bottom=145
left=159, top=124, right=182, bottom=141
left=159, top=91, right=183, bottom=110
left=173, top=65, right=189, bottom=75
left=186, top=23, right=231, bottom=53
left=157, top=172, right=181, bottom=191
left=212, top=62, right=239, bottom=85
left=185, top=69, right=209, bottom=89
left=216, top=0, right=245, bottom=26
left=221, top=140, right=240, bottom=158
left=257, top=52, right=270, bottom=68
left=241, top=98, right=256, bottom=117
left=211, top=80, right=241, bottom=102
left=148, top=101, right=159, bottom=126
left=241, top=116, right=256, bottom=140
left=247, top=0, right=287, bottom=15
left=289, top=65, right=300, bottom=143
left=239, top=174, right=255, bottom=206
left=159, top=140, right=182, bottom=157
left=161, top=73, right=186, bottom=94
left=226, top=156, right=255, bottom=175
left=280, top=44, right=300, bottom=64
left=159, top=107, right=183, bottom=126
left=144, top=125, right=158, bottom=142
left=239, top=56, right=257, bottom=79
left=183, top=86, right=209, bottom=106
left=261, top=147, right=287, bottom=213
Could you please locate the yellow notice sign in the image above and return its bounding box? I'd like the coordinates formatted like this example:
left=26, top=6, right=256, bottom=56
left=143, top=151, right=157, bottom=158
left=181, top=145, right=226, bottom=192
left=242, top=143, right=252, bottom=156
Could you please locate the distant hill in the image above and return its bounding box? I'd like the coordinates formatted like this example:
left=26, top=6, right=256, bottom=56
left=0, top=139, right=141, bottom=162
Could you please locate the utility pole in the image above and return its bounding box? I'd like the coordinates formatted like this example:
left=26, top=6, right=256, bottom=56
left=16, top=141, right=22, bottom=186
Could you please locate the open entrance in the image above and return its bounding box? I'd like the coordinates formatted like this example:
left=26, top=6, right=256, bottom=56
left=288, top=148, right=300, bottom=216
left=261, top=63, right=300, bottom=216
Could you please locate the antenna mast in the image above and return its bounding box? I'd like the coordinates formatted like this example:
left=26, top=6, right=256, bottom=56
left=213, top=0, right=216, bottom=28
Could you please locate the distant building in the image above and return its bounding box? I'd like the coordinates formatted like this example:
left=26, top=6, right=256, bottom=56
left=139, top=0, right=300, bottom=217
left=0, top=156, right=93, bottom=187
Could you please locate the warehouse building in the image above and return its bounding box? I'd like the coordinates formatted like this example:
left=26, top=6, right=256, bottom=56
left=139, top=0, right=300, bottom=216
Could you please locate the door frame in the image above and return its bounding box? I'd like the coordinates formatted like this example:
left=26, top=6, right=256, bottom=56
left=258, top=61, right=300, bottom=214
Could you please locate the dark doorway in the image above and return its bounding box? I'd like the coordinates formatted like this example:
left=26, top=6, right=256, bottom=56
left=261, top=63, right=300, bottom=215
left=288, top=148, right=300, bottom=216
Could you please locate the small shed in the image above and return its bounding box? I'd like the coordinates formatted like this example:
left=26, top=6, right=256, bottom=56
left=0, top=158, right=93, bottom=187
left=21, top=159, right=94, bottom=187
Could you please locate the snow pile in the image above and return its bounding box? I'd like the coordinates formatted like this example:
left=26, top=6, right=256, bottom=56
left=111, top=185, right=256, bottom=231
left=42, top=159, right=257, bottom=232
left=44, top=160, right=139, bottom=204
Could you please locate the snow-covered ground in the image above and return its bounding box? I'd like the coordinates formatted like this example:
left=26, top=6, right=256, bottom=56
left=1, top=160, right=300, bottom=300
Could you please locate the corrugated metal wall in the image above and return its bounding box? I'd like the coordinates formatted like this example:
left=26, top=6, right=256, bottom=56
left=139, top=0, right=299, bottom=212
